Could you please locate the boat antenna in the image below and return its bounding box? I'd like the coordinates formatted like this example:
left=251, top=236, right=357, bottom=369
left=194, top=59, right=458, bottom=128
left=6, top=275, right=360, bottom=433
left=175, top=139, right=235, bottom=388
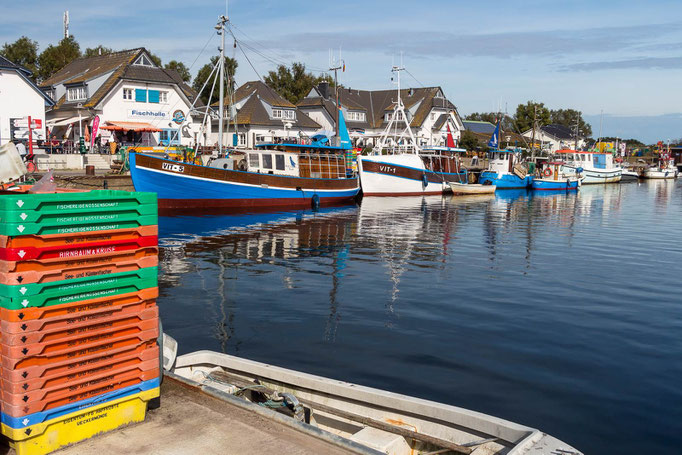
left=216, top=14, right=228, bottom=155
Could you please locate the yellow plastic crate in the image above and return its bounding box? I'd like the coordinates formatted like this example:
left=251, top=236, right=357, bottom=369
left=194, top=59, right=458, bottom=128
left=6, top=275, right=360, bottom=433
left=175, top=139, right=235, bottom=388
left=2, top=387, right=159, bottom=455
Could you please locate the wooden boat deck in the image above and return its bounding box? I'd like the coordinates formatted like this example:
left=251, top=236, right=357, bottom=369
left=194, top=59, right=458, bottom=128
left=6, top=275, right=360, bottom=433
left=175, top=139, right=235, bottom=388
left=29, top=377, right=365, bottom=455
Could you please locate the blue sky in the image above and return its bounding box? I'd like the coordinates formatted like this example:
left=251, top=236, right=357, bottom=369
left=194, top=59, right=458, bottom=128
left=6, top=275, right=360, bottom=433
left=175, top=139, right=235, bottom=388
left=2, top=0, right=681, bottom=143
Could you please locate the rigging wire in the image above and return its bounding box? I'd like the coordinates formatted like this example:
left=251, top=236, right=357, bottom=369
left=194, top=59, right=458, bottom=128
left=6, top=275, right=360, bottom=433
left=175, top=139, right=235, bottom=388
left=404, top=68, right=425, bottom=88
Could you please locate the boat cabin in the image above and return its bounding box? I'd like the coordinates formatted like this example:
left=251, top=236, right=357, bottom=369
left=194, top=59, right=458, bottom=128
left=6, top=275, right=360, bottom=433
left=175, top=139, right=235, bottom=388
left=421, top=146, right=467, bottom=174
left=556, top=150, right=615, bottom=170
left=210, top=142, right=351, bottom=179
left=487, top=149, right=522, bottom=175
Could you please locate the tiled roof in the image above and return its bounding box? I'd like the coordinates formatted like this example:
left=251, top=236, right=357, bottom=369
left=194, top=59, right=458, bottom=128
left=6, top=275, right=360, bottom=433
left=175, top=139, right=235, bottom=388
left=540, top=124, right=575, bottom=140
left=433, top=114, right=448, bottom=130
left=41, top=48, right=202, bottom=110
left=0, top=55, right=31, bottom=75
left=299, top=85, right=458, bottom=129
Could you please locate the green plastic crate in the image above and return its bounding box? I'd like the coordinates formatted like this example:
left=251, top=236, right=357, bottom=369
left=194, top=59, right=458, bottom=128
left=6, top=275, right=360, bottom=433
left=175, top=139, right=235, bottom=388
left=0, top=190, right=156, bottom=212
left=0, top=267, right=158, bottom=310
left=1, top=215, right=158, bottom=236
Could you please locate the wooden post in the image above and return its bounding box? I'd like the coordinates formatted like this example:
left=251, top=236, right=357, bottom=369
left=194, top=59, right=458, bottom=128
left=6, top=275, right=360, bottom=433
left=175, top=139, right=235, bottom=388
left=28, top=116, right=34, bottom=156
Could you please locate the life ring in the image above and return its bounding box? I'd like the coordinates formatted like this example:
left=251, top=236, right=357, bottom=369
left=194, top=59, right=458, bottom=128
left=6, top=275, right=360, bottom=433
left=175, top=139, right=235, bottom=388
left=543, top=168, right=552, bottom=177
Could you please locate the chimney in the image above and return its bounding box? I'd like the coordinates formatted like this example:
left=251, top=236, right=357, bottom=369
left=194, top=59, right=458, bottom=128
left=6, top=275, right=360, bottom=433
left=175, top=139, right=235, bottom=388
left=318, top=81, right=330, bottom=99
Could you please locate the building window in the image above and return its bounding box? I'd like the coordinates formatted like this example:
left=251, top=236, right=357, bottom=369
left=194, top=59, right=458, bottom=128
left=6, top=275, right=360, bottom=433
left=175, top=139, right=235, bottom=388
left=123, top=88, right=134, bottom=100
left=238, top=133, right=247, bottom=146
left=262, top=154, right=273, bottom=169
left=347, top=111, right=366, bottom=122
left=66, top=86, right=87, bottom=101
left=135, top=89, right=147, bottom=103
left=159, top=129, right=179, bottom=145
left=272, top=109, right=295, bottom=120
left=133, top=54, right=154, bottom=67
left=159, top=91, right=168, bottom=103
left=275, top=154, right=285, bottom=170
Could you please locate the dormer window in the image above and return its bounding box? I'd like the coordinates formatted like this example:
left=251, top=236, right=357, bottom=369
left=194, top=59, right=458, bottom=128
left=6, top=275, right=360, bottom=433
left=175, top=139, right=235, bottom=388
left=67, top=86, right=87, bottom=101
left=133, top=54, right=154, bottom=67
left=273, top=109, right=295, bottom=120
left=347, top=111, right=366, bottom=122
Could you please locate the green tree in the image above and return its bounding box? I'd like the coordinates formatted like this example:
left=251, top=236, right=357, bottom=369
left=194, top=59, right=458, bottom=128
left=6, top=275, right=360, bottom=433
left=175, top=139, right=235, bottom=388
left=192, top=56, right=238, bottom=105
left=549, top=108, right=593, bottom=137
left=165, top=60, right=191, bottom=82
left=37, top=36, right=81, bottom=82
left=1, top=36, right=39, bottom=78
left=459, top=130, right=482, bottom=152
left=264, top=62, right=331, bottom=105
left=514, top=101, right=550, bottom=133
left=84, top=45, right=113, bottom=58
left=149, top=53, right=162, bottom=67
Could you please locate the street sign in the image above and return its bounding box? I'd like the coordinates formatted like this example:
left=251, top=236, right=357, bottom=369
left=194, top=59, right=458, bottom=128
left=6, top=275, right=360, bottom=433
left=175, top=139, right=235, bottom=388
left=12, top=118, right=42, bottom=129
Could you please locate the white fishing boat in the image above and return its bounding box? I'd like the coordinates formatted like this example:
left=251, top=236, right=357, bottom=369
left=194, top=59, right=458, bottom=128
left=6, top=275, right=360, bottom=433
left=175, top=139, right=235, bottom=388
left=642, top=152, right=678, bottom=179
left=162, top=334, right=583, bottom=455
left=554, top=150, right=622, bottom=184
left=449, top=182, right=496, bottom=194
left=357, top=67, right=466, bottom=196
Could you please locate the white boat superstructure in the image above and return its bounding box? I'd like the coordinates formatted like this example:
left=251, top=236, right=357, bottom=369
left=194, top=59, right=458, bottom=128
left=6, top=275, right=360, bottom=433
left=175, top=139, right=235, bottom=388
left=642, top=159, right=678, bottom=179
left=357, top=67, right=465, bottom=196
left=555, top=150, right=622, bottom=184
left=165, top=341, right=583, bottom=455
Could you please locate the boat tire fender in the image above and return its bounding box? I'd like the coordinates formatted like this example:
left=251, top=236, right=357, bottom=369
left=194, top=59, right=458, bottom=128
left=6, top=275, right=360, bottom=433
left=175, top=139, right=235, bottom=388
left=238, top=159, right=247, bottom=171
left=422, top=174, right=428, bottom=187
left=311, top=194, right=320, bottom=210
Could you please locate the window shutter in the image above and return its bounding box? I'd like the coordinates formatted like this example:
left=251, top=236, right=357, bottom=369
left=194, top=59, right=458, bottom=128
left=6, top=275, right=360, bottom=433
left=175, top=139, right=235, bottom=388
left=148, top=90, right=160, bottom=103
left=135, top=89, right=147, bottom=102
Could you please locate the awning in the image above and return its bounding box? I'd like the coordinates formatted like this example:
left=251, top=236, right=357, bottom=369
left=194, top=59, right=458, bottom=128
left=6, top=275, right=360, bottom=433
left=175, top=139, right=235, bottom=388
left=100, top=121, right=162, bottom=132
left=46, top=117, right=81, bottom=128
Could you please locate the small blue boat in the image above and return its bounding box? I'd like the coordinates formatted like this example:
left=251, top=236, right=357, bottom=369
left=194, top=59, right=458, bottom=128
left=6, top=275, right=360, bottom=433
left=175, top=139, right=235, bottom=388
left=531, top=177, right=581, bottom=191
left=477, top=123, right=533, bottom=189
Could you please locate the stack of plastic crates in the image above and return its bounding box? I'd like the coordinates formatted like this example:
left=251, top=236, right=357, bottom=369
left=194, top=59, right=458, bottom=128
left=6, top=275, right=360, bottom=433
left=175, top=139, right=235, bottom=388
left=0, top=190, right=160, bottom=455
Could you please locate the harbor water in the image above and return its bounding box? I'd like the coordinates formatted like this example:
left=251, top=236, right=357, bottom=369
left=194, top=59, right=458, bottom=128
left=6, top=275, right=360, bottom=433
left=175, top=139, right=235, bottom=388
left=157, top=179, right=682, bottom=455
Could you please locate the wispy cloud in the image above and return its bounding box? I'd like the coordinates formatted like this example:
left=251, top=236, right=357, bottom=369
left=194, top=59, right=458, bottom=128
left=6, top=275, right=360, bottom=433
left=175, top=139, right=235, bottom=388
left=255, top=22, right=682, bottom=59
left=561, top=56, right=682, bottom=71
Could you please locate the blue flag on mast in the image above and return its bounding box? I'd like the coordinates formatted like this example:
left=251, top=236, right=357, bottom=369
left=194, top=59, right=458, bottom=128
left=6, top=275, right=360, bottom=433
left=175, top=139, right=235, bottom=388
left=488, top=121, right=500, bottom=149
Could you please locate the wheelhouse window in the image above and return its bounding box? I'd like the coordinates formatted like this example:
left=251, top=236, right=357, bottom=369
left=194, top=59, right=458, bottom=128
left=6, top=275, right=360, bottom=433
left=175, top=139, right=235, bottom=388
left=248, top=153, right=259, bottom=168
left=123, top=88, right=134, bottom=100
left=67, top=86, right=87, bottom=101
left=262, top=154, right=273, bottom=169
left=275, top=154, right=285, bottom=170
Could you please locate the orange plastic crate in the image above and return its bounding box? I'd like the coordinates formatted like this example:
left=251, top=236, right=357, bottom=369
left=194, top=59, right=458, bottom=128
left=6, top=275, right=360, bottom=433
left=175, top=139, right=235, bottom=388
left=2, top=327, right=158, bottom=370
left=0, top=288, right=158, bottom=323
left=0, top=253, right=158, bottom=285
left=1, top=366, right=159, bottom=417
left=1, top=338, right=157, bottom=382
left=1, top=307, right=158, bottom=345
left=0, top=226, right=158, bottom=250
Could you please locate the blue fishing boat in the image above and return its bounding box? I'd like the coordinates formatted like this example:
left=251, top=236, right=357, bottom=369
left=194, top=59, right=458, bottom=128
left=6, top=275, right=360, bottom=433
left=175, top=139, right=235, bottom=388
left=531, top=162, right=582, bottom=191
left=477, top=122, right=533, bottom=189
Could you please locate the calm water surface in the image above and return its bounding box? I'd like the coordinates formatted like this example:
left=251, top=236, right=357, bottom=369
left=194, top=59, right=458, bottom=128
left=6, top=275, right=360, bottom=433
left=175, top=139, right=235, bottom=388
left=157, top=180, right=682, bottom=454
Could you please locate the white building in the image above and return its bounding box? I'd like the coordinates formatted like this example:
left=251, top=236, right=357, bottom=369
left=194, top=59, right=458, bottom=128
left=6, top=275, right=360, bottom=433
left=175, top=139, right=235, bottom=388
left=209, top=80, right=321, bottom=149
left=0, top=56, right=54, bottom=146
left=521, top=124, right=586, bottom=152
left=297, top=82, right=465, bottom=148
left=41, top=48, right=204, bottom=149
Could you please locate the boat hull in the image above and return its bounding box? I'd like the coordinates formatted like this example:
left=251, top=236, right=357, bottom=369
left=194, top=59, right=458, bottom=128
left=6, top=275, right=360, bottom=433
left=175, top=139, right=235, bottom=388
left=130, top=153, right=360, bottom=209
left=478, top=171, right=533, bottom=189
left=358, top=155, right=467, bottom=196
left=448, top=182, right=496, bottom=194
left=531, top=178, right=580, bottom=191
left=642, top=168, right=678, bottom=179
left=561, top=166, right=621, bottom=184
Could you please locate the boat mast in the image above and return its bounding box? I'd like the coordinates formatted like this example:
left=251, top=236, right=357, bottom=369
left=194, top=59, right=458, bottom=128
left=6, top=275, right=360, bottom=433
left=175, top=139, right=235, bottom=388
left=217, top=15, right=228, bottom=155
left=574, top=113, right=580, bottom=150
left=329, top=54, right=343, bottom=146
left=374, top=64, right=418, bottom=155
left=530, top=105, right=537, bottom=160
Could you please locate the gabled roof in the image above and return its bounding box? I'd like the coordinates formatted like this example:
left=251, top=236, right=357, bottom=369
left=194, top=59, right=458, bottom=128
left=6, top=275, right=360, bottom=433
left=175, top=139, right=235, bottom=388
left=299, top=84, right=457, bottom=129
left=40, top=48, right=202, bottom=110
left=0, top=55, right=54, bottom=106
left=463, top=120, right=496, bottom=134
left=212, top=80, right=319, bottom=129
left=540, top=124, right=576, bottom=140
